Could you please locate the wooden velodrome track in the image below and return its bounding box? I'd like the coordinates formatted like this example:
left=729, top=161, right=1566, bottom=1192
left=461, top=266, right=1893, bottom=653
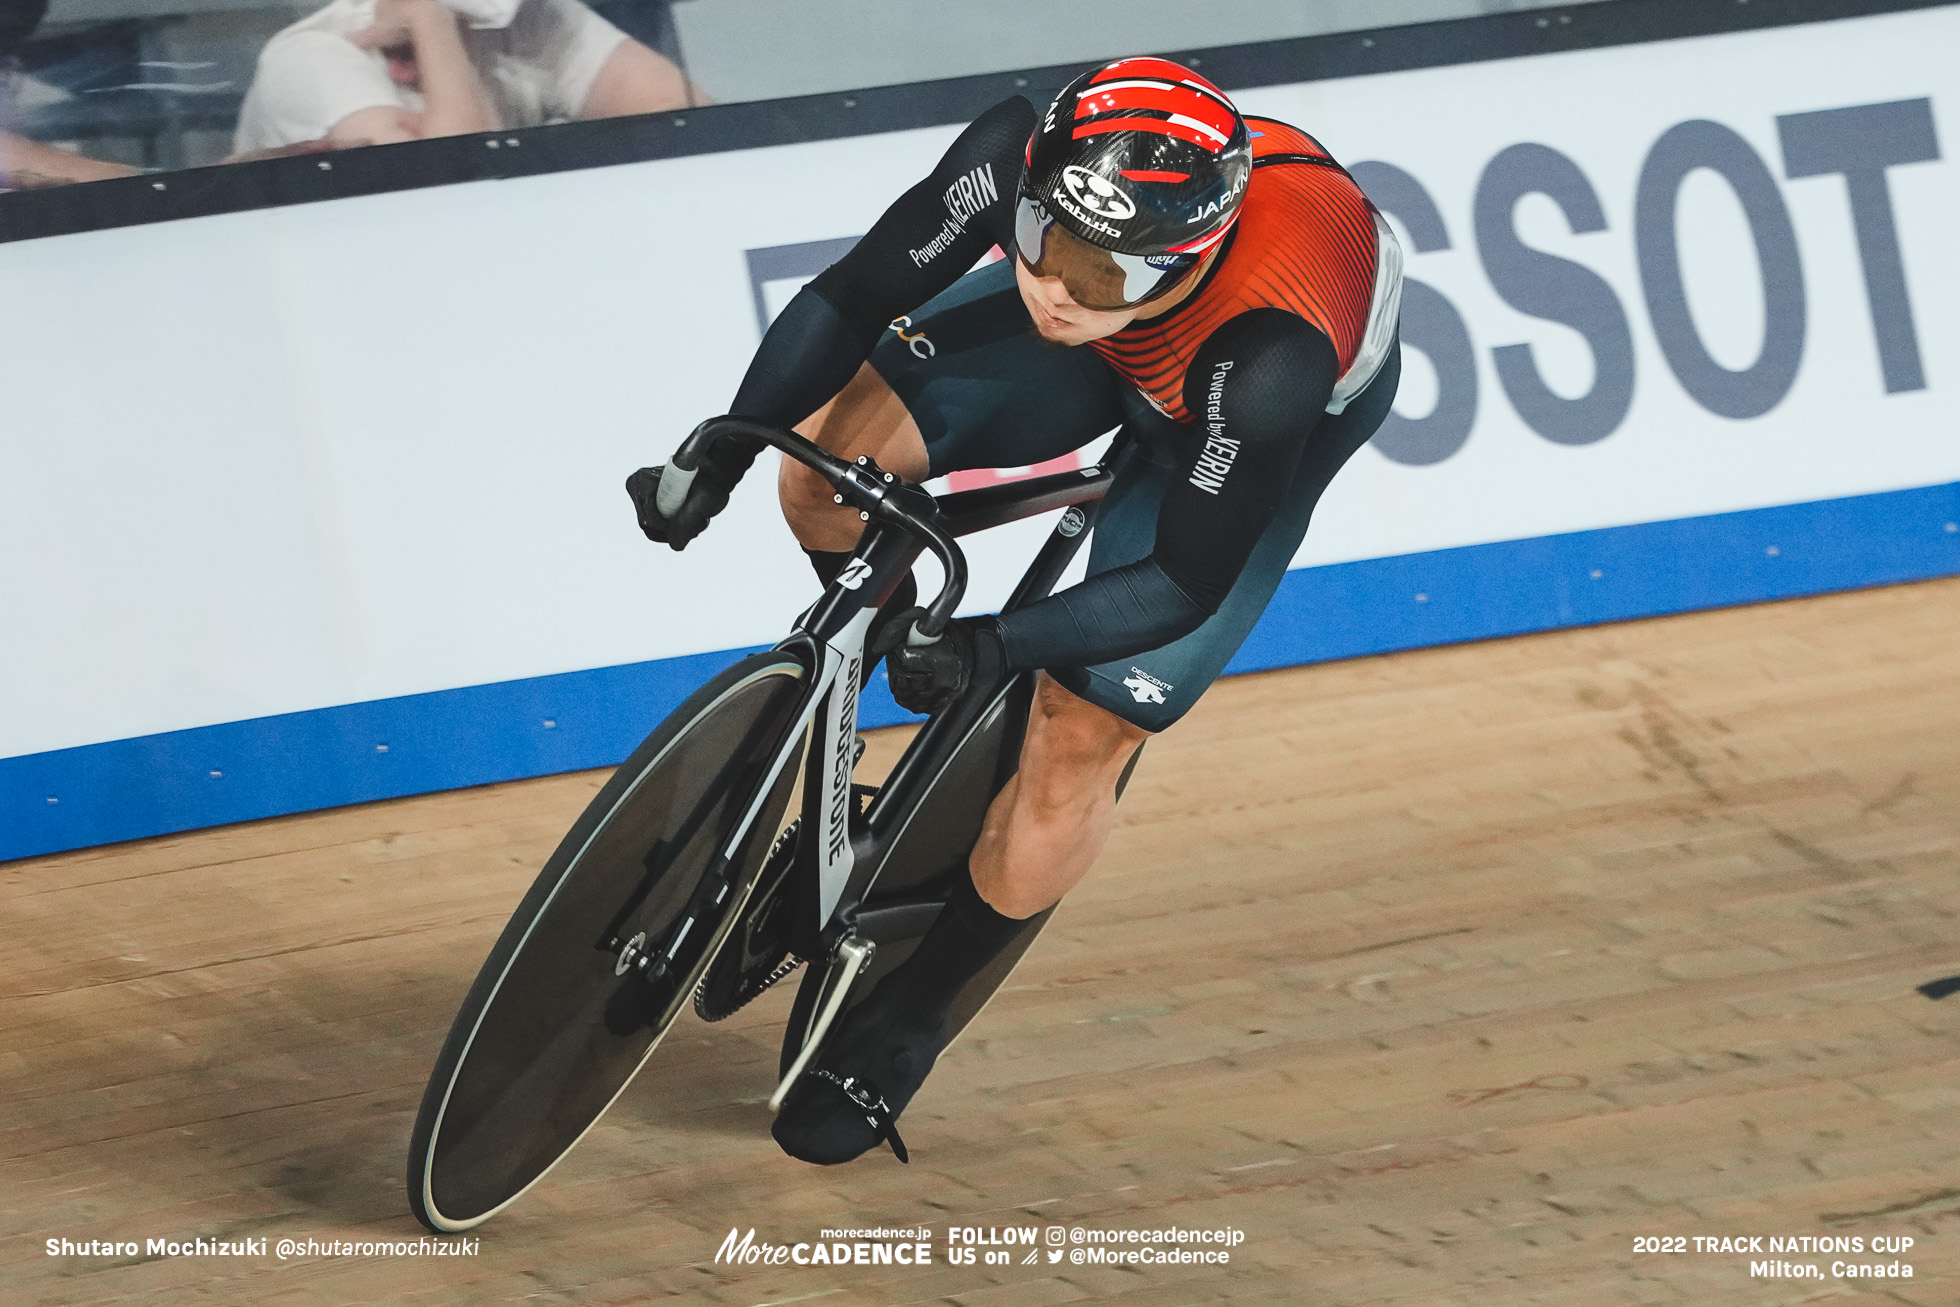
left=6, top=578, right=1958, bottom=1306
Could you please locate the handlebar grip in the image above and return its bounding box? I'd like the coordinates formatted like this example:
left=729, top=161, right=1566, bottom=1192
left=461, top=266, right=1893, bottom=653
left=910, top=521, right=965, bottom=640
left=673, top=415, right=969, bottom=635
left=653, top=462, right=696, bottom=518
left=654, top=430, right=707, bottom=517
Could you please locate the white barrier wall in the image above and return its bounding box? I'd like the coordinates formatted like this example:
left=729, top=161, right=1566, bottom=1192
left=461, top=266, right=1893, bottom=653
left=2, top=5, right=1955, bottom=859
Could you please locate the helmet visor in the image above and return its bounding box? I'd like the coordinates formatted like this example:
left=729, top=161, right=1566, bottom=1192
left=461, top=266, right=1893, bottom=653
left=1013, top=195, right=1199, bottom=311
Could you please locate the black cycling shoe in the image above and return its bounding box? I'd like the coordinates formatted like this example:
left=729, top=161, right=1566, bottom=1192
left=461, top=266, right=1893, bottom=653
left=772, top=981, right=947, bottom=1165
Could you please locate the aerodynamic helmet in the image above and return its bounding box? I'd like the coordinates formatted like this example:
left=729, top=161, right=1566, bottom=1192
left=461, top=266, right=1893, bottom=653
left=1016, top=57, right=1253, bottom=310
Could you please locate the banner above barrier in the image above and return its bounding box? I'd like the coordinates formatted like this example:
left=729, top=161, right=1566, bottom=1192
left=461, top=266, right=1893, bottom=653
left=1, top=0, right=1951, bottom=245
left=2, top=1, right=1956, bottom=860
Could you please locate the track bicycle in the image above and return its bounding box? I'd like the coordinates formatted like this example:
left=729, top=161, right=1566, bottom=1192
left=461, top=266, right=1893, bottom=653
left=405, top=415, right=1135, bottom=1232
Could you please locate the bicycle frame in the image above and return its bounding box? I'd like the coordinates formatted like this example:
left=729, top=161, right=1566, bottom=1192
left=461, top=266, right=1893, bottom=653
left=666, top=418, right=1119, bottom=1099
left=788, top=468, right=1116, bottom=933
left=405, top=421, right=1126, bottom=1232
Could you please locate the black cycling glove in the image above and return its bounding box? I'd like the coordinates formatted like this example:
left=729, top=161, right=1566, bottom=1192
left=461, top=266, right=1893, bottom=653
left=626, top=463, right=733, bottom=551
left=872, top=611, right=1005, bottom=715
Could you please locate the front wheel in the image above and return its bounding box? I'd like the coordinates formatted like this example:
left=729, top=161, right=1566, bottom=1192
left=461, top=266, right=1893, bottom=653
left=407, top=651, right=809, bottom=1232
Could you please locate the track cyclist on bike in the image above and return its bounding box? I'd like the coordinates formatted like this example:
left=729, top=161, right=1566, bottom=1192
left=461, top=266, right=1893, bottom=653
left=629, top=58, right=1404, bottom=1166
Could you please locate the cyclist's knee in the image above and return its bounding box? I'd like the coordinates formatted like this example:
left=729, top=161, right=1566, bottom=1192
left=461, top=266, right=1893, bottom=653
left=1020, top=675, right=1149, bottom=809
left=778, top=365, right=929, bottom=546
left=777, top=456, right=836, bottom=538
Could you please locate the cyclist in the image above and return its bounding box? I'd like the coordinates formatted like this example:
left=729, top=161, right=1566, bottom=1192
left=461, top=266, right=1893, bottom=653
left=629, top=57, right=1403, bottom=1165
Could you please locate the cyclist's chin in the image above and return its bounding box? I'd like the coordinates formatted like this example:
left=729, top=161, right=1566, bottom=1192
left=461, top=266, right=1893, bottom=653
left=1025, top=306, right=1122, bottom=348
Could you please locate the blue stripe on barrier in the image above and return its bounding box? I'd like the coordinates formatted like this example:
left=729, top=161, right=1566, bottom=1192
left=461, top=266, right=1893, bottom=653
left=1228, top=481, right=1960, bottom=676
left=5, top=481, right=1957, bottom=863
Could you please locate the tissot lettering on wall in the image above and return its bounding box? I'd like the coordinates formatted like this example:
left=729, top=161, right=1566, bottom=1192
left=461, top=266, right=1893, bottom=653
left=2, top=6, right=1956, bottom=857
left=1354, top=94, right=1940, bottom=469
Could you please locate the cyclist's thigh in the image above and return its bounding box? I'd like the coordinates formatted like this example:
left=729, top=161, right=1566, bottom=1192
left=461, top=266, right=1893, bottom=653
left=1050, top=343, right=1404, bottom=733
left=868, top=260, right=1125, bottom=477
left=794, top=361, right=932, bottom=482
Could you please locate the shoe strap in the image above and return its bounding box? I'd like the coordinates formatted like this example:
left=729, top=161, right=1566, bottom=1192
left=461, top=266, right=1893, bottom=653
left=810, top=1068, right=910, bottom=1163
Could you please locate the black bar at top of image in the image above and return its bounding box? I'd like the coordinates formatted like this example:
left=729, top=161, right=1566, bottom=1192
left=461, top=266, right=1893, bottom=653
left=0, top=0, right=1951, bottom=247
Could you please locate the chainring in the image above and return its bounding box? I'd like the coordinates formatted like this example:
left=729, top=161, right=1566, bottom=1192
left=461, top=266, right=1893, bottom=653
left=692, top=821, right=804, bottom=1021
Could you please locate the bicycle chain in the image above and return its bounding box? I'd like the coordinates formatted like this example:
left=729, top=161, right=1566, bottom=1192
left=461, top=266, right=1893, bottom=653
left=736, top=951, right=805, bottom=1006
left=692, top=821, right=803, bottom=1021
left=693, top=773, right=879, bottom=1022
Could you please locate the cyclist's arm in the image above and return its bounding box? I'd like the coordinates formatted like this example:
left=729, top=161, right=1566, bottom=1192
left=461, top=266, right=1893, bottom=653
left=992, top=310, right=1341, bottom=672
left=0, top=131, right=141, bottom=186
left=699, top=96, right=1032, bottom=479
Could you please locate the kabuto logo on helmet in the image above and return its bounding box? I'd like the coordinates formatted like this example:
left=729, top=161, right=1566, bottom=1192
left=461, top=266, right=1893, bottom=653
left=1061, top=166, right=1136, bottom=221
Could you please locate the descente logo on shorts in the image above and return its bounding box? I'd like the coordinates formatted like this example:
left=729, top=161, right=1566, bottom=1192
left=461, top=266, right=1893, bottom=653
left=1122, top=667, right=1173, bottom=705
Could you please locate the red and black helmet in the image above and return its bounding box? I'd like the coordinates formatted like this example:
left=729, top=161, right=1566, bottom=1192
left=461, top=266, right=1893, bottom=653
left=1015, top=57, right=1252, bottom=308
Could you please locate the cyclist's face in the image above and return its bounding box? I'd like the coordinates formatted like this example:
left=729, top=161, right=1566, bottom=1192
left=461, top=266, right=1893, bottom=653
left=1014, top=252, right=1140, bottom=346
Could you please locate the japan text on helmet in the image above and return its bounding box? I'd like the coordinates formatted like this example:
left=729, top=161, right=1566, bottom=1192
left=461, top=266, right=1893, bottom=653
left=1015, top=57, right=1252, bottom=308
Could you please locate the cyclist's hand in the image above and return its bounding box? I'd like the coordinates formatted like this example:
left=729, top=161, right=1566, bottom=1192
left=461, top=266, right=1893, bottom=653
left=873, top=610, right=999, bottom=715
left=626, top=464, right=730, bottom=551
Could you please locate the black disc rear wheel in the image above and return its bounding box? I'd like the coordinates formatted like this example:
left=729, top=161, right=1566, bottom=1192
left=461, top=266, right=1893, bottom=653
left=407, top=651, right=808, bottom=1232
